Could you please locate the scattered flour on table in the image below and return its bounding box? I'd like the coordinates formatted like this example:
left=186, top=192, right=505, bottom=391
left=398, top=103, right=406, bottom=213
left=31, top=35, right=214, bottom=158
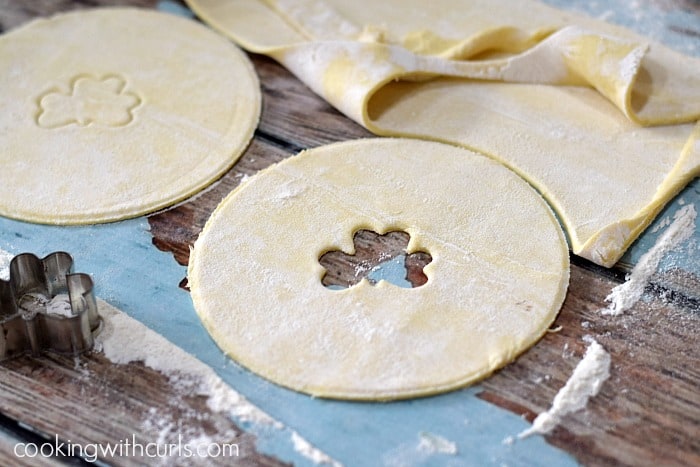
left=1, top=248, right=339, bottom=465
left=603, top=204, right=696, bottom=316
left=516, top=204, right=695, bottom=440
left=291, top=431, right=343, bottom=467
left=0, top=247, right=12, bottom=280
left=518, top=336, right=611, bottom=439
left=96, top=300, right=341, bottom=465
left=417, top=432, right=458, bottom=455
left=94, top=299, right=277, bottom=426
left=651, top=216, right=671, bottom=233
left=382, top=432, right=458, bottom=466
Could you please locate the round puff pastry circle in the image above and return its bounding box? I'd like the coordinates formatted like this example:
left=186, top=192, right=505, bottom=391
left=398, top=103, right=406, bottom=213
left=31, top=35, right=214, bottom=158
left=0, top=8, right=260, bottom=224
left=189, top=138, right=570, bottom=400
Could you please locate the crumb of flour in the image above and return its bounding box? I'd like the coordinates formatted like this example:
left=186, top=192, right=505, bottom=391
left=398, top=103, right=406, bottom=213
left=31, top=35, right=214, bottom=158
left=417, top=432, right=458, bottom=455
left=45, top=294, right=73, bottom=317
left=291, top=431, right=343, bottom=467
left=518, top=336, right=611, bottom=439
left=604, top=205, right=696, bottom=316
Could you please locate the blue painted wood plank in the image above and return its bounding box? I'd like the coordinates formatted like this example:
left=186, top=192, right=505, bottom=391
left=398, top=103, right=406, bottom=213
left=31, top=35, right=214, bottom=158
left=0, top=217, right=578, bottom=466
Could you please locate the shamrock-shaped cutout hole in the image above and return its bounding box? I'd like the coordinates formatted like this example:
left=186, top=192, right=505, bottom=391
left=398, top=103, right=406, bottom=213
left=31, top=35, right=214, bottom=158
left=319, top=230, right=432, bottom=290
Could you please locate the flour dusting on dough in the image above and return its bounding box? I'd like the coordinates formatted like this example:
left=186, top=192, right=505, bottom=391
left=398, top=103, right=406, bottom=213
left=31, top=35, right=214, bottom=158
left=0, top=9, right=261, bottom=225
left=187, top=138, right=569, bottom=400
left=603, top=204, right=696, bottom=316
left=518, top=336, right=610, bottom=439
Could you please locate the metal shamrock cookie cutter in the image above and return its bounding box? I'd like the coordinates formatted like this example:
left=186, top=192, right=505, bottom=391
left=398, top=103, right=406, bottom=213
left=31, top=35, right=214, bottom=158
left=0, top=252, right=101, bottom=361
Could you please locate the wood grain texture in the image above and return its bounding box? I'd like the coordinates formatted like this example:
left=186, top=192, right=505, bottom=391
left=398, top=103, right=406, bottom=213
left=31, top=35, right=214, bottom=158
left=319, top=230, right=431, bottom=288
left=0, top=352, right=287, bottom=466
left=479, top=264, right=700, bottom=467
left=0, top=428, right=61, bottom=466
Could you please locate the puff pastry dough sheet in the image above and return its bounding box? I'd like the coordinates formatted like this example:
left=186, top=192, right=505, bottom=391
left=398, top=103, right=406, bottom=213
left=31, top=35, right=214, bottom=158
left=188, top=139, right=570, bottom=400
left=187, top=0, right=700, bottom=267
left=0, top=8, right=260, bottom=224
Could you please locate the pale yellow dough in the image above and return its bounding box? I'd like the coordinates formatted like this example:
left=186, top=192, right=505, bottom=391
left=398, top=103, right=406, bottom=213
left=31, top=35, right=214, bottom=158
left=186, top=0, right=700, bottom=266
left=188, top=139, right=570, bottom=400
left=0, top=8, right=260, bottom=224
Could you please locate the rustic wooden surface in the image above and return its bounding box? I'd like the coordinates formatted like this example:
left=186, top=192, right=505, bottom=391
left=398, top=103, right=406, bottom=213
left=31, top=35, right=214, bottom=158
left=149, top=54, right=700, bottom=467
left=1, top=1, right=699, bottom=466
left=0, top=352, right=287, bottom=466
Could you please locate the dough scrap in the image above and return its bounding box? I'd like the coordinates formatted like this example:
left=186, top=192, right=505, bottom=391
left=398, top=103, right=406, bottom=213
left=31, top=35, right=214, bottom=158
left=188, top=138, right=570, bottom=400
left=186, top=0, right=700, bottom=267
left=0, top=8, right=260, bottom=225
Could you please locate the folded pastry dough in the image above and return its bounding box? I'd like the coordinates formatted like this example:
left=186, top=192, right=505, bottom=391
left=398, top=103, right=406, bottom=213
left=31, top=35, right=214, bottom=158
left=0, top=8, right=260, bottom=224
left=188, top=139, right=570, bottom=400
left=186, top=0, right=700, bottom=266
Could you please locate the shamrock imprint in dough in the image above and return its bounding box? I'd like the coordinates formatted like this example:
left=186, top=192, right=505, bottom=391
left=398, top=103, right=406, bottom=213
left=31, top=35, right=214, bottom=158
left=319, top=230, right=432, bottom=289
left=36, top=74, right=141, bottom=128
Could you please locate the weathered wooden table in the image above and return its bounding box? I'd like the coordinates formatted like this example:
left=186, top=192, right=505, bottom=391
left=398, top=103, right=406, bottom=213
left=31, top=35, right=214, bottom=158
left=0, top=1, right=698, bottom=466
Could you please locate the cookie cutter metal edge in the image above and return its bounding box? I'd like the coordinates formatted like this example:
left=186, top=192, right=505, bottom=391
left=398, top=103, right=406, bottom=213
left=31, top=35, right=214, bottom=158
left=0, top=252, right=102, bottom=361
